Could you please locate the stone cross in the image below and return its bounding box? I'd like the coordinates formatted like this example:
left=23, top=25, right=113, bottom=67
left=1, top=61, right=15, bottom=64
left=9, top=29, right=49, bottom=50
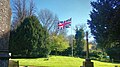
left=0, top=0, right=11, bottom=67
left=86, top=31, right=89, bottom=59
left=80, top=31, right=94, bottom=67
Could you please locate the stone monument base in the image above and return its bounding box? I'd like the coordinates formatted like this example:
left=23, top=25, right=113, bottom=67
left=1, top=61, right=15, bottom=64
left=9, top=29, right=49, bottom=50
left=83, top=61, right=94, bottom=67
left=80, top=59, right=94, bottom=67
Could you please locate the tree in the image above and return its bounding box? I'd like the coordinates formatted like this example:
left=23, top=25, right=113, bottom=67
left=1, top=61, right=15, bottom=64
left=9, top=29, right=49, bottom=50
left=50, top=34, right=69, bottom=55
left=38, top=9, right=59, bottom=34
left=66, top=35, right=75, bottom=56
left=50, top=35, right=69, bottom=51
left=87, top=0, right=120, bottom=48
left=9, top=16, right=50, bottom=57
left=74, top=27, right=85, bottom=57
left=106, top=45, right=120, bottom=62
left=11, top=0, right=36, bottom=30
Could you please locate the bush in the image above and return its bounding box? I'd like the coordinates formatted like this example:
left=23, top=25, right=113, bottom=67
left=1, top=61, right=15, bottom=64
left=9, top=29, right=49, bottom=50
left=106, top=46, right=120, bottom=63
left=90, top=57, right=98, bottom=60
left=89, top=50, right=110, bottom=62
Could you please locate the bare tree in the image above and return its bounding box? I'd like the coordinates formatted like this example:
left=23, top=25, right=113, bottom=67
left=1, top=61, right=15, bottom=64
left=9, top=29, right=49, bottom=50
left=28, top=0, right=36, bottom=16
left=11, top=0, right=36, bottom=30
left=38, top=9, right=59, bottom=35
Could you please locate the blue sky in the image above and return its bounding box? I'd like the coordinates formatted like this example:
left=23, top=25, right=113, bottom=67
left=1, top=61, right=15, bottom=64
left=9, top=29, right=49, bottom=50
left=10, top=0, right=96, bottom=41
left=35, top=0, right=93, bottom=33
left=35, top=0, right=95, bottom=41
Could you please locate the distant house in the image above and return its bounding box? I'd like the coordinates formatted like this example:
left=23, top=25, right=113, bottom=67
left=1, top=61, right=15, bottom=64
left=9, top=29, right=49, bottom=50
left=83, top=42, right=97, bottom=51
left=89, top=43, right=96, bottom=50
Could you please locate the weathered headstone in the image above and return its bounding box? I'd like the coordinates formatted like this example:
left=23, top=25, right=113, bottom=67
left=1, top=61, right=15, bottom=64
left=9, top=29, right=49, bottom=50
left=9, top=60, right=19, bottom=67
left=0, top=0, right=11, bottom=67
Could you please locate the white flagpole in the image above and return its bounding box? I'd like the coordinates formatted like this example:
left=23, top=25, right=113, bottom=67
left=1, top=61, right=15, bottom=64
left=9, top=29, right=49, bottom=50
left=71, top=18, right=73, bottom=57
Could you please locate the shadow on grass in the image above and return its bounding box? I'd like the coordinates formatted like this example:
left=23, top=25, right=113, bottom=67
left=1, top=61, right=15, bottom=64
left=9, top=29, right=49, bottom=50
left=20, top=66, right=49, bottom=67
left=10, top=56, right=48, bottom=59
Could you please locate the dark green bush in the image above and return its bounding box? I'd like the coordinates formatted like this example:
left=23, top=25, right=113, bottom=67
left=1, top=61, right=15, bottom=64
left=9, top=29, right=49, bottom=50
left=89, top=50, right=110, bottom=62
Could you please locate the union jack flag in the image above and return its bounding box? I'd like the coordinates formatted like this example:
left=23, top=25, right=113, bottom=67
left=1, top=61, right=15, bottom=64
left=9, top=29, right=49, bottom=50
left=64, top=18, right=71, bottom=28
left=58, top=18, right=72, bottom=29
left=58, top=21, right=65, bottom=29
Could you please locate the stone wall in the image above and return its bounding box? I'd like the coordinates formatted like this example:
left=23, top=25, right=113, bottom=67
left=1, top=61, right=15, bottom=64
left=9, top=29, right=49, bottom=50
left=0, top=0, right=11, bottom=50
left=0, top=0, right=11, bottom=67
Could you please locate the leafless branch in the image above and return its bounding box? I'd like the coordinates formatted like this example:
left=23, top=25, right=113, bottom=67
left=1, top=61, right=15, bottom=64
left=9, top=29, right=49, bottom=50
left=38, top=9, right=59, bottom=34
left=11, top=0, right=36, bottom=30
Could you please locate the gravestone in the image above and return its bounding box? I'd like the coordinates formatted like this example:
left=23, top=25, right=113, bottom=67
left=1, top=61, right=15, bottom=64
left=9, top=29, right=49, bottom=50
left=9, top=60, right=19, bottom=67
left=0, top=0, right=11, bottom=67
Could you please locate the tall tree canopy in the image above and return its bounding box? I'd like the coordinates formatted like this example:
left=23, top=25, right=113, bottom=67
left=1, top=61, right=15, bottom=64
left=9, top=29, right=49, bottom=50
left=88, top=0, right=120, bottom=48
left=9, top=16, right=50, bottom=57
left=74, top=27, right=85, bottom=57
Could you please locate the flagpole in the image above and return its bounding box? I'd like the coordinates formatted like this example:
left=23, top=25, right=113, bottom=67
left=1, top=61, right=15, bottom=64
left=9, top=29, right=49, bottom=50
left=71, top=18, right=73, bottom=57
left=58, top=18, right=73, bottom=56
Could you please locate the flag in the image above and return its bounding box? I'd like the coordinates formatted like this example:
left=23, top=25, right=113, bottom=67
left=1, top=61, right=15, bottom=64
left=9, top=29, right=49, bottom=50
left=58, top=18, right=72, bottom=29
left=64, top=18, right=71, bottom=28
left=58, top=21, right=65, bottom=29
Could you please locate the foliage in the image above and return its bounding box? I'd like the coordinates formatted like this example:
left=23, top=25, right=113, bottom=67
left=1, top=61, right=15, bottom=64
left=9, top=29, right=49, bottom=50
left=88, top=0, right=120, bottom=62
left=89, top=50, right=110, bottom=62
left=74, top=27, right=85, bottom=57
left=64, top=35, right=75, bottom=56
left=9, top=16, right=50, bottom=57
left=61, top=47, right=72, bottom=56
left=12, top=56, right=120, bottom=67
left=106, top=45, right=120, bottom=62
left=88, top=0, right=120, bottom=48
left=50, top=35, right=69, bottom=52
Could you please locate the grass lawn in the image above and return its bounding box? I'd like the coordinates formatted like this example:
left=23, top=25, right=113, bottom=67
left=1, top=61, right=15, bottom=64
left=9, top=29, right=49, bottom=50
left=11, top=56, right=120, bottom=67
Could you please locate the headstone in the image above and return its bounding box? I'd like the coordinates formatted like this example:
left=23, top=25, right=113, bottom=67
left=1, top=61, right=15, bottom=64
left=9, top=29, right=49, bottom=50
left=0, top=0, right=11, bottom=67
left=9, top=60, right=19, bottom=67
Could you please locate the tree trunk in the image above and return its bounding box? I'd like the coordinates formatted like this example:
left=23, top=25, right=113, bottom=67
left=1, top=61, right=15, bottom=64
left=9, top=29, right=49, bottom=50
left=0, top=0, right=11, bottom=67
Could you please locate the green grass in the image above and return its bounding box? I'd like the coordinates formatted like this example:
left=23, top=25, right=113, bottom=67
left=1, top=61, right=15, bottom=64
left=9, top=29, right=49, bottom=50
left=11, top=56, right=120, bottom=67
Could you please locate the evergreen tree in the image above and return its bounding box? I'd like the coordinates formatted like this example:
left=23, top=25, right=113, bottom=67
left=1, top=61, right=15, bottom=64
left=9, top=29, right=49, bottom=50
left=74, top=28, right=85, bottom=57
left=9, top=16, right=50, bottom=57
left=106, top=45, right=120, bottom=62
left=88, top=0, right=120, bottom=61
left=88, top=0, right=120, bottom=48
